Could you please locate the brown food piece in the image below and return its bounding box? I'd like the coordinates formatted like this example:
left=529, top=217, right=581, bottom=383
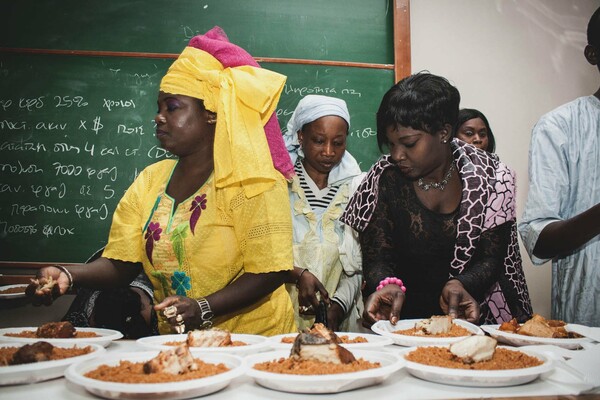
left=143, top=344, right=198, bottom=375
left=186, top=329, right=232, bottom=347
left=10, top=341, right=55, bottom=365
left=290, top=324, right=355, bottom=365
left=36, top=321, right=76, bottom=338
left=499, top=318, right=519, bottom=333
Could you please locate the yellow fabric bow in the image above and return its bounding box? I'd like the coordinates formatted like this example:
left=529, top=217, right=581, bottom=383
left=160, top=47, right=286, bottom=197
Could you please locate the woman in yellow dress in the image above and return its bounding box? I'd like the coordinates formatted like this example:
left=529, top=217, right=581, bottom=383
left=26, top=26, right=297, bottom=336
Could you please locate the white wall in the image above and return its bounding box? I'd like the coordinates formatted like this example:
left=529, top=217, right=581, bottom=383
left=410, top=0, right=599, bottom=318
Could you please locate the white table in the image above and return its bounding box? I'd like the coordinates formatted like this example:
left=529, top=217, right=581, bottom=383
left=1, top=337, right=599, bottom=400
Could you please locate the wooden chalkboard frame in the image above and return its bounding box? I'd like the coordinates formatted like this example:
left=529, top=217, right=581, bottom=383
left=0, top=0, right=410, bottom=275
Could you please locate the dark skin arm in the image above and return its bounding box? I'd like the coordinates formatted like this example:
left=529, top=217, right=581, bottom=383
left=533, top=203, right=600, bottom=259
left=155, top=270, right=289, bottom=331
left=26, top=257, right=142, bottom=306
left=286, top=266, right=329, bottom=312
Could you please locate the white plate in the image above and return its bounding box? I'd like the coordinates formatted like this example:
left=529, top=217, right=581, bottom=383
left=244, top=349, right=403, bottom=394
left=0, top=284, right=28, bottom=299
left=137, top=333, right=269, bottom=356
left=0, top=342, right=105, bottom=386
left=268, top=332, right=393, bottom=350
left=398, top=345, right=553, bottom=387
left=0, top=327, right=123, bottom=348
left=65, top=350, right=245, bottom=400
left=371, top=318, right=484, bottom=347
left=481, top=324, right=594, bottom=350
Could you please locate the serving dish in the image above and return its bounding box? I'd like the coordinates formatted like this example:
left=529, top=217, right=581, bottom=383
left=398, top=345, right=553, bottom=387
left=244, top=349, right=403, bottom=393
left=137, top=333, right=269, bottom=356
left=0, top=342, right=105, bottom=386
left=65, top=350, right=245, bottom=400
left=268, top=331, right=393, bottom=351
left=371, top=318, right=484, bottom=347
left=481, top=324, right=594, bottom=350
left=0, top=327, right=123, bottom=348
left=0, top=284, right=28, bottom=299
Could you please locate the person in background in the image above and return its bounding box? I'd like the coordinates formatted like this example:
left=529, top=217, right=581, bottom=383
left=519, top=7, right=600, bottom=327
left=283, top=95, right=365, bottom=331
left=454, top=108, right=496, bottom=153
left=27, top=26, right=297, bottom=336
left=61, top=248, right=158, bottom=339
left=341, top=72, right=532, bottom=327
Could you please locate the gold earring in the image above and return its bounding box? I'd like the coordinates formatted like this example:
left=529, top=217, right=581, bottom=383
left=207, top=119, right=216, bottom=125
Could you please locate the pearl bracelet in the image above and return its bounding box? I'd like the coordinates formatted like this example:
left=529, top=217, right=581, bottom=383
left=54, top=265, right=73, bottom=291
left=376, top=277, right=406, bottom=292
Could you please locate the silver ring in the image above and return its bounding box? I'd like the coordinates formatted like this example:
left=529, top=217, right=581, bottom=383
left=299, top=305, right=312, bottom=313
left=163, top=305, right=177, bottom=318
left=175, top=324, right=185, bottom=334
left=175, top=314, right=184, bottom=323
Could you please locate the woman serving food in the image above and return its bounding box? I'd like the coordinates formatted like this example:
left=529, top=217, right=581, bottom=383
left=26, top=26, right=297, bottom=336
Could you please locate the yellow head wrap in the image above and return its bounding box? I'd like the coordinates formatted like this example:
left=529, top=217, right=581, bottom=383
left=160, top=46, right=286, bottom=197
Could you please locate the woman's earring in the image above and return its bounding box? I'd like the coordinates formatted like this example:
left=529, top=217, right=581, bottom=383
left=442, top=139, right=448, bottom=144
left=207, top=118, right=217, bottom=125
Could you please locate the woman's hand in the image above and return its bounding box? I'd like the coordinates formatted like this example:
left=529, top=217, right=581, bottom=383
left=155, top=295, right=204, bottom=333
left=439, top=279, right=480, bottom=323
left=362, top=285, right=405, bottom=328
left=326, top=302, right=345, bottom=331
left=26, top=266, right=70, bottom=306
left=296, top=269, right=329, bottom=314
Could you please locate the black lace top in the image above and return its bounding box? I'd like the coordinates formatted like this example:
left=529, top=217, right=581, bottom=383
left=361, top=166, right=509, bottom=319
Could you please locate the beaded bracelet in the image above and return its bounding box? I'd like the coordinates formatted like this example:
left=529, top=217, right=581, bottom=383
left=376, top=277, right=406, bottom=292
left=54, top=265, right=74, bottom=291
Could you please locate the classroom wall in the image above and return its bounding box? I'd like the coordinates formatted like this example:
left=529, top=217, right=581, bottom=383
left=410, top=0, right=599, bottom=318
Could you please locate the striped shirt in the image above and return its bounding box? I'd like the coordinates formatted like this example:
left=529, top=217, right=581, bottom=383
left=295, top=160, right=340, bottom=211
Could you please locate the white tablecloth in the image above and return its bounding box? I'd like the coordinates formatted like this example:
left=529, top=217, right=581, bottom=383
left=1, top=333, right=599, bottom=400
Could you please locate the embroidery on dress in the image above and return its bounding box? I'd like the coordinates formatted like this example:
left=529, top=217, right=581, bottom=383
left=171, top=270, right=191, bottom=296
left=189, top=194, right=207, bottom=234
left=144, top=222, right=162, bottom=265
left=171, top=223, right=188, bottom=268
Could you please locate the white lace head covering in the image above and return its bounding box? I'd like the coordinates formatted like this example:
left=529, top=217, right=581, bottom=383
left=284, top=95, right=351, bottom=164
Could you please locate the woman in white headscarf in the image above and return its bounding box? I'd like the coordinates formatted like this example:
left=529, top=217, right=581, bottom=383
left=284, top=95, right=365, bottom=331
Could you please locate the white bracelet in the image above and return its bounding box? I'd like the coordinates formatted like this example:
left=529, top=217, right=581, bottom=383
left=54, top=265, right=73, bottom=291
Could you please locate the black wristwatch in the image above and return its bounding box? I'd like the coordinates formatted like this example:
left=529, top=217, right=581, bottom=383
left=197, top=297, right=213, bottom=329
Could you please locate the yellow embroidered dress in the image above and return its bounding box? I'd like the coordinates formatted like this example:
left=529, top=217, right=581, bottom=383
left=103, top=159, right=296, bottom=335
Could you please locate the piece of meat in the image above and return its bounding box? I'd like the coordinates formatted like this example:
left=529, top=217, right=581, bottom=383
left=11, top=341, right=55, bottom=365
left=26, top=276, right=60, bottom=299
left=499, top=318, right=519, bottom=333
left=415, top=315, right=453, bottom=335
left=308, top=323, right=340, bottom=343
left=36, top=321, right=76, bottom=338
left=143, top=344, right=199, bottom=375
left=290, top=327, right=355, bottom=365
left=186, top=329, right=232, bottom=347
left=518, top=317, right=556, bottom=338
left=449, top=336, right=497, bottom=364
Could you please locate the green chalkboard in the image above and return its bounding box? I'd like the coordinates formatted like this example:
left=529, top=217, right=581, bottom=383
left=1, top=0, right=393, bottom=65
left=0, top=0, right=397, bottom=263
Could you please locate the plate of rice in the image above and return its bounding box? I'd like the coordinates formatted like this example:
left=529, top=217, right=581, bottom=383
left=0, top=342, right=105, bottom=385
left=65, top=350, right=245, bottom=399
left=371, top=317, right=484, bottom=347
left=137, top=333, right=269, bottom=356
left=268, top=331, right=393, bottom=351
left=398, top=344, right=552, bottom=387
left=244, top=349, right=403, bottom=393
left=0, top=327, right=123, bottom=348
left=0, top=284, right=28, bottom=299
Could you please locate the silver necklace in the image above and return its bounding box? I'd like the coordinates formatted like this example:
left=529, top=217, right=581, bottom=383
left=416, top=163, right=455, bottom=191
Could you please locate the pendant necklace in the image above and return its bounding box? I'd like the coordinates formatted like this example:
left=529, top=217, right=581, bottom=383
left=416, top=162, right=455, bottom=191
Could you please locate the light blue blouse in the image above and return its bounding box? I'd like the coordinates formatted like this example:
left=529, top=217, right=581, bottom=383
left=519, top=95, right=600, bottom=327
